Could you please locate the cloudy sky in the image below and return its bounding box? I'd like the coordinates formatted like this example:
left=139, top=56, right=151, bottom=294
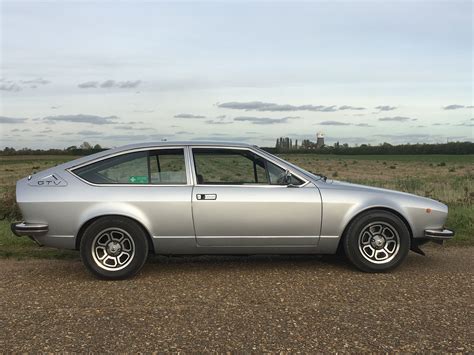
left=0, top=0, right=472, bottom=149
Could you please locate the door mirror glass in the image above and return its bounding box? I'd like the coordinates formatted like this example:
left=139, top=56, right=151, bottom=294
left=284, top=170, right=293, bottom=185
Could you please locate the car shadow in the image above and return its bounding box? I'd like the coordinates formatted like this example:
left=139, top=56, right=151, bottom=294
left=19, top=248, right=441, bottom=281
left=144, top=253, right=356, bottom=273
left=139, top=249, right=439, bottom=278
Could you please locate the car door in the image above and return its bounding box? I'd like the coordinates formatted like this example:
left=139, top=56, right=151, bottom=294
left=190, top=146, right=322, bottom=247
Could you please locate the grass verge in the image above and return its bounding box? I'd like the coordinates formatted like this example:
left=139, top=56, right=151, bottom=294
left=0, top=220, right=78, bottom=260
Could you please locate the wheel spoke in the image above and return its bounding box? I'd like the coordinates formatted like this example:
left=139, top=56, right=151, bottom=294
left=103, top=255, right=117, bottom=268
left=361, top=231, right=372, bottom=245
left=362, top=245, right=375, bottom=258
left=122, top=238, right=133, bottom=252
left=382, top=227, right=394, bottom=239
left=375, top=249, right=388, bottom=261
left=385, top=240, right=396, bottom=253
left=95, top=246, right=108, bottom=260
left=117, top=251, right=130, bottom=265
left=369, top=224, right=382, bottom=235
left=111, top=231, right=124, bottom=242
left=97, top=233, right=111, bottom=246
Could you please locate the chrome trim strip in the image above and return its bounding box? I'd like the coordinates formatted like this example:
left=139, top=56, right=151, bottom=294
left=194, top=235, right=318, bottom=239
left=424, top=229, right=455, bottom=240
left=11, top=222, right=49, bottom=237
left=67, top=144, right=310, bottom=188
left=152, top=235, right=195, bottom=239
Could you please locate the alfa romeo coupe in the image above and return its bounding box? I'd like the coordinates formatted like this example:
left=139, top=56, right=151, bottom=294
left=12, top=142, right=454, bottom=279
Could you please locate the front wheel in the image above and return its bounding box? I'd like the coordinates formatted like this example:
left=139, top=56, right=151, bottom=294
left=343, top=210, right=410, bottom=272
left=80, top=216, right=149, bottom=280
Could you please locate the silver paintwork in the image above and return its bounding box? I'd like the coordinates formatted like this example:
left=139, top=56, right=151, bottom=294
left=14, top=141, right=452, bottom=256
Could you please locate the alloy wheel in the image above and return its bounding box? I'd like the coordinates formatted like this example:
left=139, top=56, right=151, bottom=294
left=91, top=227, right=136, bottom=271
left=358, top=222, right=400, bottom=264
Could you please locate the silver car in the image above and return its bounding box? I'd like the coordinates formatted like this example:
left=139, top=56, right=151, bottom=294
left=12, top=141, right=454, bottom=279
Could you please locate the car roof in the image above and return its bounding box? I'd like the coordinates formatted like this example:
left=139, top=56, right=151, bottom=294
left=117, top=140, right=255, bottom=150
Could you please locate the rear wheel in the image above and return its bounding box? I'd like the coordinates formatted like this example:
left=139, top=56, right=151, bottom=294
left=80, top=216, right=149, bottom=280
left=343, top=210, right=410, bottom=272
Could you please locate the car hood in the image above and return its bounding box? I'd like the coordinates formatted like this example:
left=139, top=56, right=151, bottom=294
left=322, top=179, right=409, bottom=194
left=314, top=178, right=444, bottom=205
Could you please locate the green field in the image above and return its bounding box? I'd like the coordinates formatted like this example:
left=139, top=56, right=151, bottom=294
left=289, top=154, right=474, bottom=163
left=0, top=154, right=472, bottom=258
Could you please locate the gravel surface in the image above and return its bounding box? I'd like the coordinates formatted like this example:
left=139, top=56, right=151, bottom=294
left=0, top=246, right=472, bottom=352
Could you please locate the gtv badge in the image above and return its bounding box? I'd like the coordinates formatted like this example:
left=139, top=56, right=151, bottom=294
left=28, top=173, right=68, bottom=187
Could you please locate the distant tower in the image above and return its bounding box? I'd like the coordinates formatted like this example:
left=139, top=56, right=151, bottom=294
left=316, top=132, right=325, bottom=148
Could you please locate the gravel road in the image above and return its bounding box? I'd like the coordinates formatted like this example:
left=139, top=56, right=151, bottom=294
left=0, top=246, right=472, bottom=352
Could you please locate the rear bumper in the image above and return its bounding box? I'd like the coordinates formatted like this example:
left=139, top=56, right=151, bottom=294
left=11, top=222, right=49, bottom=237
left=424, top=228, right=455, bottom=240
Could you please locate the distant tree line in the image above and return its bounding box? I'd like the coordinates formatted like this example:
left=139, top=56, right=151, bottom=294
left=1, top=142, right=106, bottom=156
left=265, top=141, right=474, bottom=155
left=1, top=141, right=473, bottom=156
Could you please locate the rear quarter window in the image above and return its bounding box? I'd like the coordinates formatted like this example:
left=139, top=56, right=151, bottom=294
left=73, top=149, right=187, bottom=185
left=74, top=151, right=149, bottom=184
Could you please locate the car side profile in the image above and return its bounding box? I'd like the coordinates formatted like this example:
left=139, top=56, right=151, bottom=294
left=12, top=141, right=454, bottom=279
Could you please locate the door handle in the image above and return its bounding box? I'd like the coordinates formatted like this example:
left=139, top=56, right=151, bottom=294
left=196, top=194, right=217, bottom=200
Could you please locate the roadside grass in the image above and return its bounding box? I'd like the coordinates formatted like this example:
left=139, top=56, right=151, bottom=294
left=0, top=220, right=78, bottom=259
left=0, top=154, right=472, bottom=259
left=445, top=205, right=473, bottom=245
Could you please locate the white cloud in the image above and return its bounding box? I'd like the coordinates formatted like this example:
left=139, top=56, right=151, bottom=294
left=43, top=114, right=118, bottom=125
left=78, top=80, right=141, bottom=89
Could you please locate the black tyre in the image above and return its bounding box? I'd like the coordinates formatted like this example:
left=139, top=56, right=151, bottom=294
left=343, top=210, right=410, bottom=272
left=80, top=216, right=149, bottom=280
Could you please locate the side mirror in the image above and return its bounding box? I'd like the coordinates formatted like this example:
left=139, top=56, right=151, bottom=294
left=284, top=170, right=294, bottom=186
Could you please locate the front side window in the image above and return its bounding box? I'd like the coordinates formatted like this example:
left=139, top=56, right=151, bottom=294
left=74, top=149, right=187, bottom=184
left=192, top=148, right=303, bottom=185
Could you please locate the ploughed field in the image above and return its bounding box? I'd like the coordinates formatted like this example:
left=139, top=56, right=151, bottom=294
left=0, top=154, right=472, bottom=259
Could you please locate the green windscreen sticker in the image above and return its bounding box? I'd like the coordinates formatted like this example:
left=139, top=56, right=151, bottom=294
left=128, top=176, right=148, bottom=184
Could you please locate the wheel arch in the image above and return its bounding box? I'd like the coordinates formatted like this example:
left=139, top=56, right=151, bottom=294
left=75, top=214, right=155, bottom=253
left=338, top=206, right=414, bottom=249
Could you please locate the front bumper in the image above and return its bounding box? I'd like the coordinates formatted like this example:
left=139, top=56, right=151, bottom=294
left=11, top=222, right=49, bottom=237
left=424, top=228, right=455, bottom=240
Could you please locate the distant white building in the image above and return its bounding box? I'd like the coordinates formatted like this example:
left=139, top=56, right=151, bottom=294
left=316, top=132, right=325, bottom=148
